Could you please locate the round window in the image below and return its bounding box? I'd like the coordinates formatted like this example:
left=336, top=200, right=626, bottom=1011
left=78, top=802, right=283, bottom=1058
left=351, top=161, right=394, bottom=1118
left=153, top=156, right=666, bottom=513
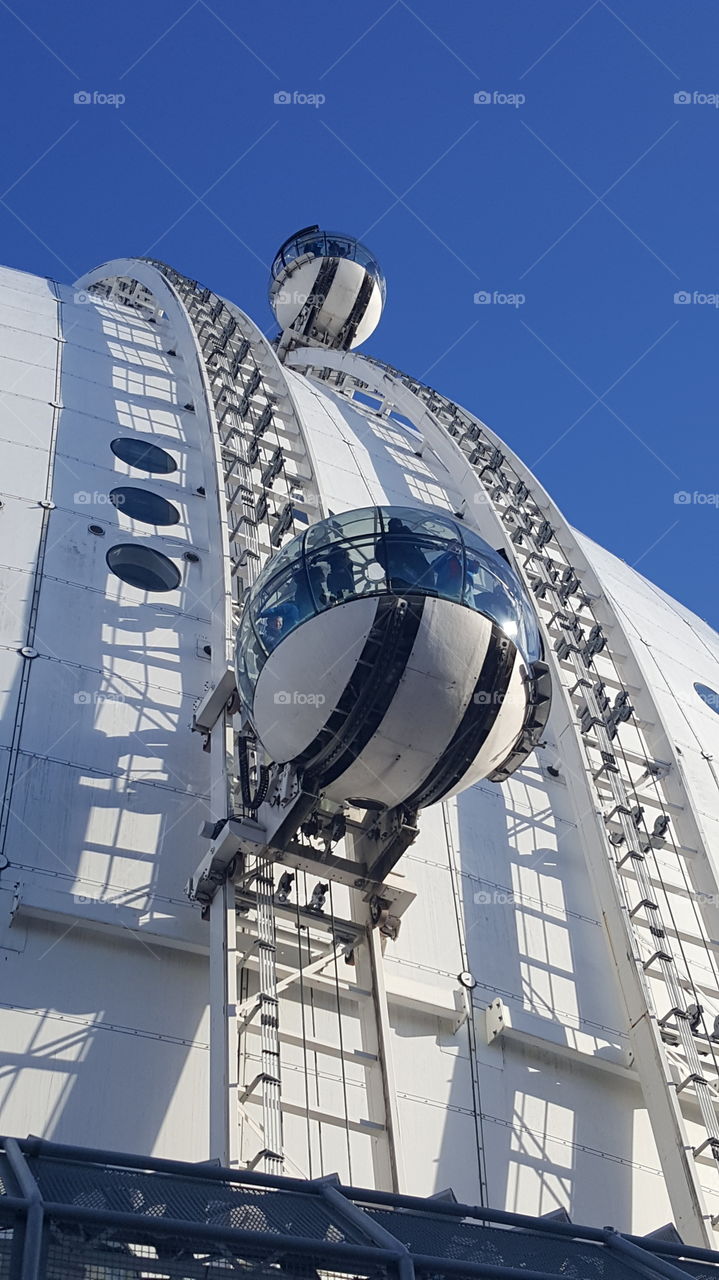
left=694, top=682, right=719, bottom=716
left=110, top=487, right=180, bottom=527
left=106, top=544, right=180, bottom=592
left=110, top=438, right=177, bottom=474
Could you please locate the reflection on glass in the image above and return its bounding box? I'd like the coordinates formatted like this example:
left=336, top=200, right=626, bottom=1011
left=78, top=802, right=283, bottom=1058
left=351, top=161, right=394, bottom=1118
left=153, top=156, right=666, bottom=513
left=270, top=230, right=387, bottom=303
left=240, top=506, right=541, bottom=672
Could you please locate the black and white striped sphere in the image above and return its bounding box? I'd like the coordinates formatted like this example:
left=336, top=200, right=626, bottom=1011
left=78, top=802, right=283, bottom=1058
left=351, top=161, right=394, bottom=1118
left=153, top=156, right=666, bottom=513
left=249, top=594, right=529, bottom=810
left=269, top=227, right=385, bottom=350
left=236, top=505, right=549, bottom=811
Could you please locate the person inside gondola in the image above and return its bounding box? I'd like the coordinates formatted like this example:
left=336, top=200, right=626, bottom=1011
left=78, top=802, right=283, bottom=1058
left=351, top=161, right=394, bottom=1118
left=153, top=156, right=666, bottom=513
left=326, top=547, right=355, bottom=600
left=376, top=518, right=434, bottom=591
left=432, top=540, right=464, bottom=600
left=293, top=561, right=328, bottom=616
left=257, top=598, right=299, bottom=650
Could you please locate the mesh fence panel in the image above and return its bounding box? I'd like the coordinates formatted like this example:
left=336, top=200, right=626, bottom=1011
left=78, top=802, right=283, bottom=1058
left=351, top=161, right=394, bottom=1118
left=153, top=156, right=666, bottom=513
left=366, top=1209, right=638, bottom=1280
left=45, top=1219, right=392, bottom=1280
left=0, top=1220, right=13, bottom=1280
left=29, top=1159, right=363, bottom=1242
left=0, top=1249, right=10, bottom=1280
left=6, top=1151, right=719, bottom=1280
left=666, top=1262, right=719, bottom=1280
left=0, top=1151, right=13, bottom=1199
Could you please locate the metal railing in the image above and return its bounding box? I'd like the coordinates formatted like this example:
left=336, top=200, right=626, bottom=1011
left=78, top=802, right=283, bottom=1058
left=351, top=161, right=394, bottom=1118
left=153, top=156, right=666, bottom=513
left=2, top=1136, right=719, bottom=1280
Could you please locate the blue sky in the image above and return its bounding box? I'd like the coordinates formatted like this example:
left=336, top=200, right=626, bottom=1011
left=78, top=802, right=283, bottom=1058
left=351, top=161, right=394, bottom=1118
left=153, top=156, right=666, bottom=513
left=1, top=1, right=717, bottom=623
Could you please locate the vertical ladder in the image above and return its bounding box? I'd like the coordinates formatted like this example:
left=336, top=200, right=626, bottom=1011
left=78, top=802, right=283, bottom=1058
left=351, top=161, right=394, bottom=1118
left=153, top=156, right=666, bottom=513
left=254, top=856, right=284, bottom=1171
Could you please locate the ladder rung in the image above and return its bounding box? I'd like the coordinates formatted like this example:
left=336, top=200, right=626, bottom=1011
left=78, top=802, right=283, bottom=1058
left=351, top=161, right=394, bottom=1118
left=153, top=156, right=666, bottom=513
left=676, top=1073, right=707, bottom=1095
left=693, top=1137, right=719, bottom=1161
left=617, top=849, right=645, bottom=868
left=630, top=898, right=659, bottom=918
left=658, top=1007, right=687, bottom=1027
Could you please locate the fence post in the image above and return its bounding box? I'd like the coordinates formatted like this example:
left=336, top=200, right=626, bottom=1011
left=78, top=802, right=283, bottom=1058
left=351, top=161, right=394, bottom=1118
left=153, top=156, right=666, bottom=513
left=5, top=1139, right=44, bottom=1280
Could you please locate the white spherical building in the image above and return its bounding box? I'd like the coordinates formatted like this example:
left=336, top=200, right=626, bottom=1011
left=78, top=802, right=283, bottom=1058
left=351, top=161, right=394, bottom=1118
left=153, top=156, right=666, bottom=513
left=0, top=241, right=717, bottom=1247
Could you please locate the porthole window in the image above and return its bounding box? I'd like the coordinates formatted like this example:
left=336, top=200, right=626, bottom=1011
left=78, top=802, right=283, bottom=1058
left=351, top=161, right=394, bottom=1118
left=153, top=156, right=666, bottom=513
left=109, top=486, right=180, bottom=527
left=110, top=437, right=177, bottom=474
left=695, top=682, right=719, bottom=716
left=106, top=544, right=180, bottom=592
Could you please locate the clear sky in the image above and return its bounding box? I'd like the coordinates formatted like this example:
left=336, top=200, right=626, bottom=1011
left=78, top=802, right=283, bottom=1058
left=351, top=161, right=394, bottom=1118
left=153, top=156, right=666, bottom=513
left=1, top=1, right=716, bottom=624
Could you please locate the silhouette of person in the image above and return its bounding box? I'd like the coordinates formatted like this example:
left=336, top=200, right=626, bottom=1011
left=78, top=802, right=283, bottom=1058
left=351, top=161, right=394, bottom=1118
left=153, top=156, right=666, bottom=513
left=326, top=547, right=355, bottom=600
left=257, top=598, right=299, bottom=650
left=376, top=517, right=433, bottom=590
left=433, top=540, right=464, bottom=600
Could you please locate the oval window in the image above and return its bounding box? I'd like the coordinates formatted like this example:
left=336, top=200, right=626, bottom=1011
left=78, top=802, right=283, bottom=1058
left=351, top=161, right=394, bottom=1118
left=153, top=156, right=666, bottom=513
left=694, top=682, right=719, bottom=716
left=106, top=544, right=180, bottom=592
left=110, top=487, right=180, bottom=527
left=110, top=437, right=177, bottom=474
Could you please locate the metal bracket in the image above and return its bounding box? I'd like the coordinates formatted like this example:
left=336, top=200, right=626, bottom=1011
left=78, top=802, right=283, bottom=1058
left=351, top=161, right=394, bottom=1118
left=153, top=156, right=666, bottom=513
left=187, top=817, right=266, bottom=906
left=355, top=805, right=420, bottom=884
left=192, top=667, right=238, bottom=732
left=484, top=997, right=508, bottom=1043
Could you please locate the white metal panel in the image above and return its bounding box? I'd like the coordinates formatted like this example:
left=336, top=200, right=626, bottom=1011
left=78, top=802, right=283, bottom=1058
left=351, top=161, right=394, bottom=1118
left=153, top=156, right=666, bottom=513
left=32, top=576, right=211, bottom=695
left=0, top=916, right=209, bottom=1159
left=0, top=652, right=25, bottom=745
left=285, top=369, right=463, bottom=515
left=0, top=562, right=35, bottom=646
left=3, top=727, right=208, bottom=899
left=0, top=352, right=55, bottom=402
left=0, top=324, right=56, bottom=368
left=253, top=597, right=378, bottom=760
left=0, top=437, right=55, bottom=500
left=0, top=265, right=58, bottom=302
left=19, top=655, right=202, bottom=791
